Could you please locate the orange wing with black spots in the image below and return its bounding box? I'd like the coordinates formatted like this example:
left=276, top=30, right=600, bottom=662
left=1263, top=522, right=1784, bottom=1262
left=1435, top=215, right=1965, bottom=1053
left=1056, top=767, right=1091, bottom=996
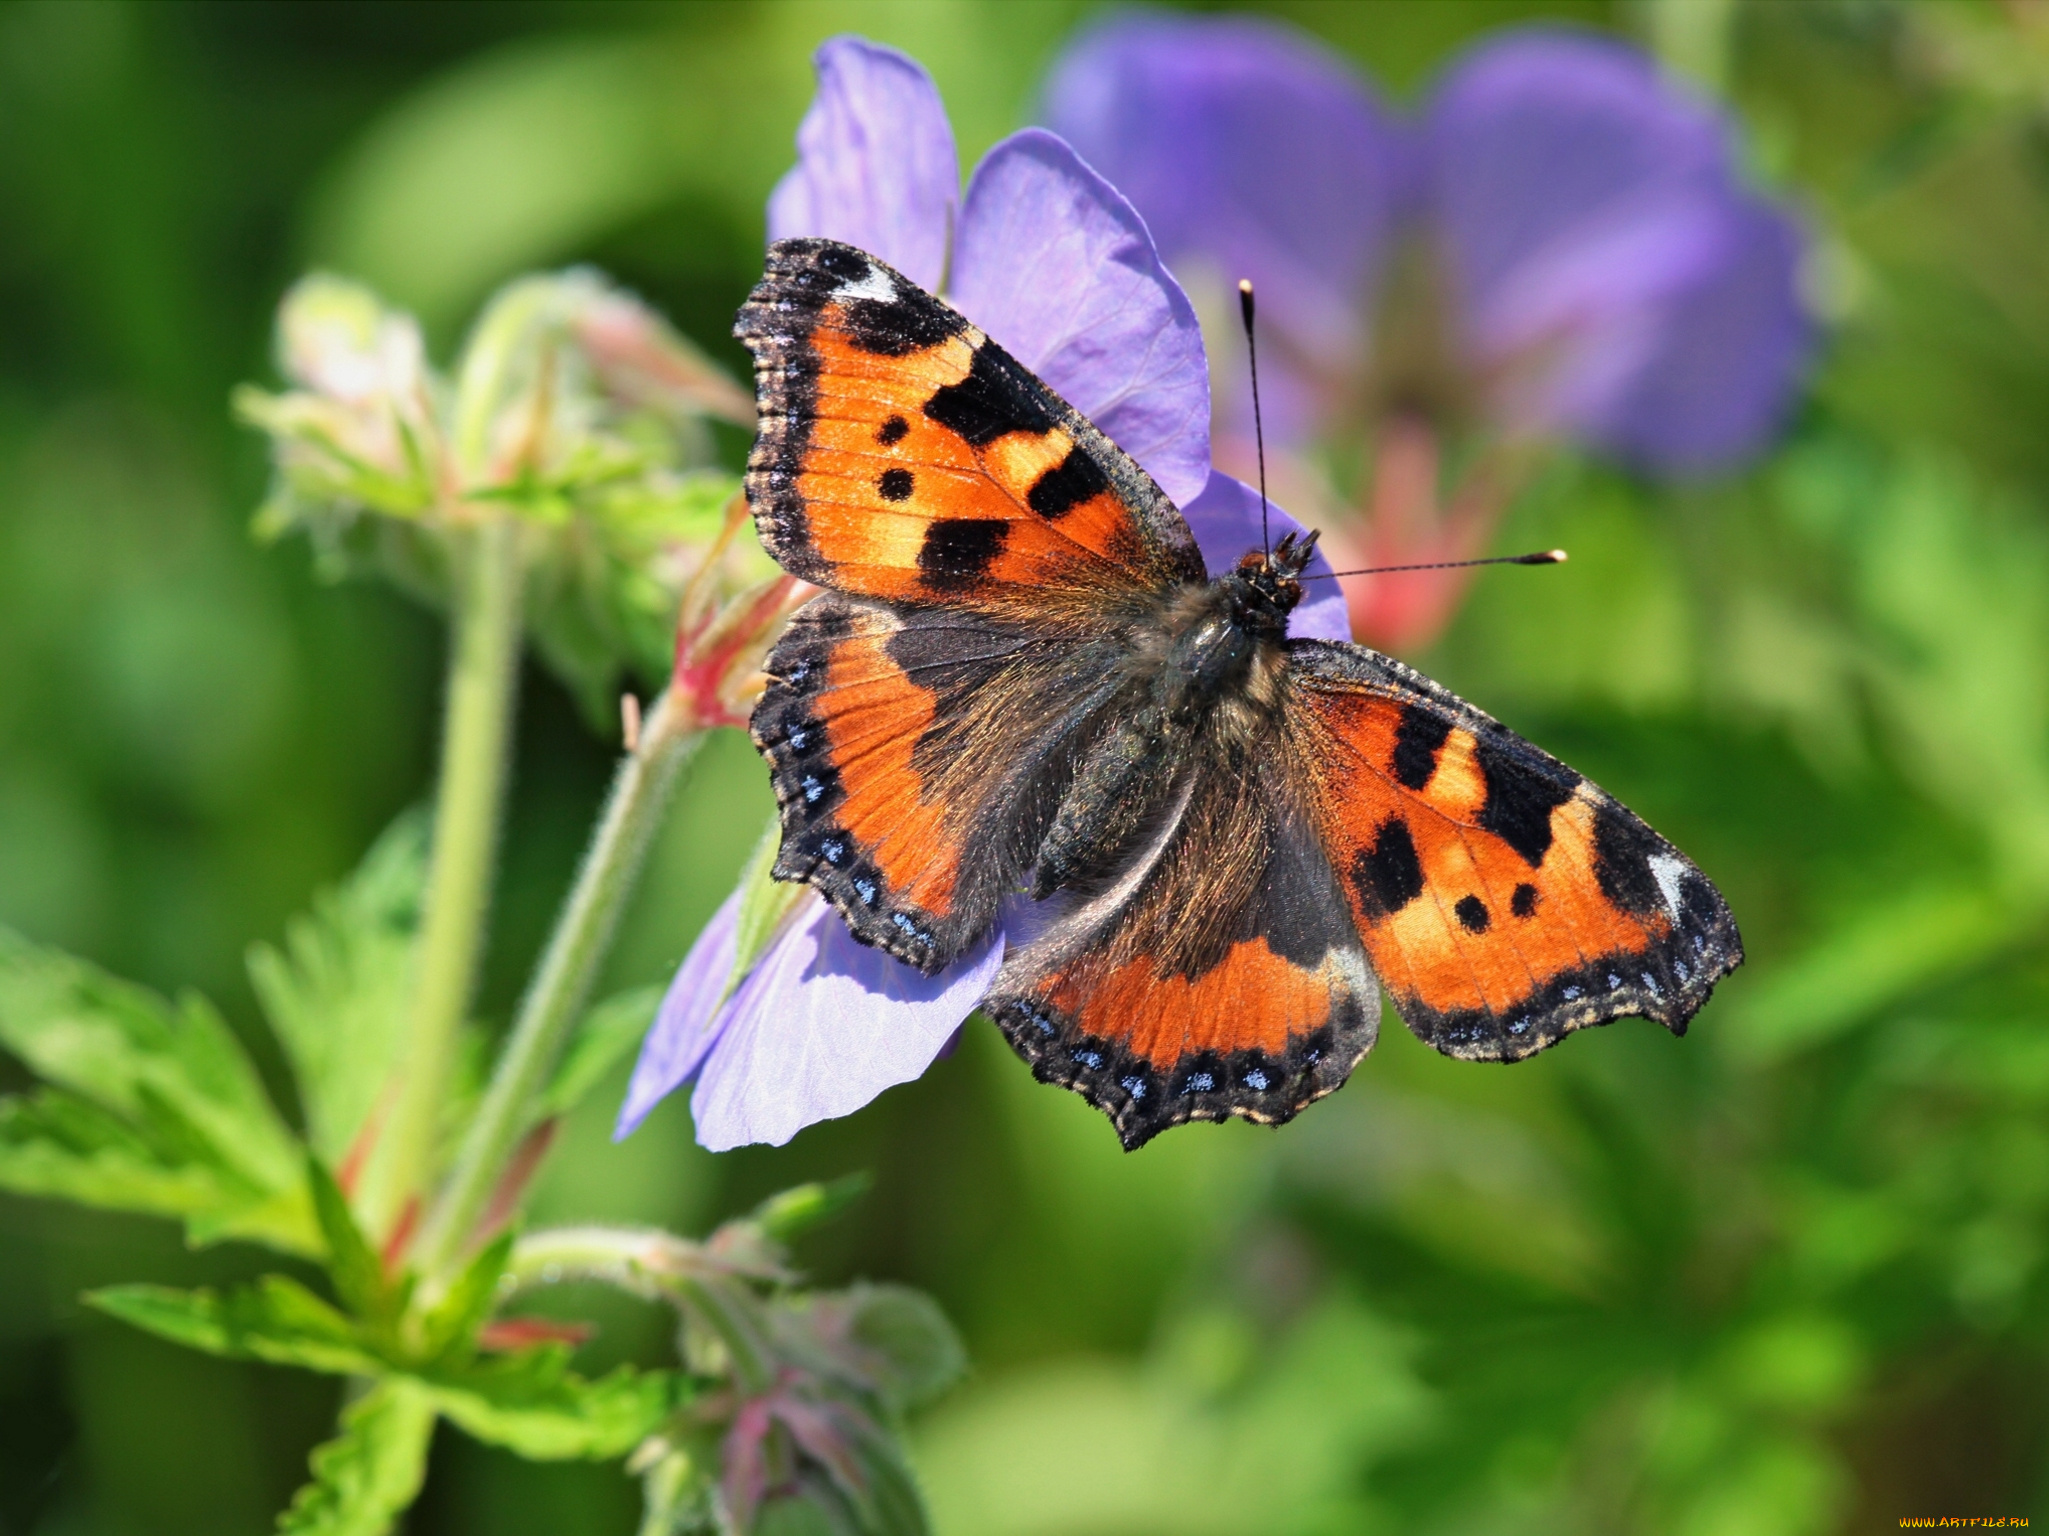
left=986, top=727, right=1380, bottom=1150
left=1282, top=640, right=1743, bottom=1061
left=736, top=238, right=1204, bottom=621
left=754, top=591, right=1133, bottom=972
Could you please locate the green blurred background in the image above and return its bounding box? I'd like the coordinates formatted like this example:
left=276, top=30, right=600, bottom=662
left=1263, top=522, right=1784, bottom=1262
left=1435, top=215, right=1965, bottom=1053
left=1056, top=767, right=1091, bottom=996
left=4, top=1, right=2048, bottom=1531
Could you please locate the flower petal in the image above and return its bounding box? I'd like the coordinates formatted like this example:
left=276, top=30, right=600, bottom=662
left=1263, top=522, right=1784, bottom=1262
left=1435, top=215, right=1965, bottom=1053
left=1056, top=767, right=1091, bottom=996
left=1180, top=470, right=1350, bottom=642
left=948, top=127, right=1212, bottom=507
left=766, top=37, right=958, bottom=292
left=1426, top=29, right=1729, bottom=317
left=614, top=889, right=741, bottom=1139
left=688, top=897, right=1004, bottom=1152
left=1040, top=13, right=1410, bottom=445
left=1425, top=28, right=1811, bottom=469
left=1467, top=186, right=1737, bottom=445
left=1579, top=195, right=1811, bottom=473
left=278, top=273, right=430, bottom=408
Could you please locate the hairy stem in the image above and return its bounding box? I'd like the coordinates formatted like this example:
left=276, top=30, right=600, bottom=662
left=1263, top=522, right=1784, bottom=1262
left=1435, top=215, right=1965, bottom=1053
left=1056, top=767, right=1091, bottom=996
left=507, top=1226, right=718, bottom=1298
left=362, top=515, right=523, bottom=1238
left=673, top=1275, right=776, bottom=1396
left=419, top=688, right=701, bottom=1276
left=508, top=1227, right=779, bottom=1392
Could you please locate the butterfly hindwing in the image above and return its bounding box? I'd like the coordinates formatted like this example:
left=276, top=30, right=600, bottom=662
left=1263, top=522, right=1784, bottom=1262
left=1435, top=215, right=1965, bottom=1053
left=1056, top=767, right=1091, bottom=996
left=754, top=591, right=1132, bottom=973
left=987, top=726, right=1380, bottom=1149
left=737, top=238, right=1204, bottom=617
left=1283, top=640, right=1743, bottom=1060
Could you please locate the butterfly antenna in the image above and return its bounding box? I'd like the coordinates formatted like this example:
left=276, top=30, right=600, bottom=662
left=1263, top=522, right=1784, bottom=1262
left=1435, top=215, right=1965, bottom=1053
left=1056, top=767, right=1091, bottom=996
left=1238, top=279, right=1271, bottom=561
left=1302, top=549, right=1568, bottom=581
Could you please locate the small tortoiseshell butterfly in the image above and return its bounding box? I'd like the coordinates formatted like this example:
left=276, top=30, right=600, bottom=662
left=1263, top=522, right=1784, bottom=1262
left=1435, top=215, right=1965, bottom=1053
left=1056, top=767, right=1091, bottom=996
left=737, top=238, right=1743, bottom=1149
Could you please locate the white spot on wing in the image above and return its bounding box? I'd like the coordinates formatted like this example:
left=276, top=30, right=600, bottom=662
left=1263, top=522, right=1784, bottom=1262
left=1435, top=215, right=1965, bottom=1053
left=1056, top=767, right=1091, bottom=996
left=1648, top=853, right=1688, bottom=922
left=833, top=264, right=897, bottom=304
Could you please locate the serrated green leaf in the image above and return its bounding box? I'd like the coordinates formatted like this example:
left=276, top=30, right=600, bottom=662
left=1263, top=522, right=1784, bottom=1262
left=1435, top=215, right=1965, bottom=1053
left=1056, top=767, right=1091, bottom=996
left=88, top=1277, right=380, bottom=1377
left=756, top=1483, right=866, bottom=1536
left=537, top=986, right=660, bottom=1122
left=424, top=1347, right=686, bottom=1459
left=185, top=1186, right=327, bottom=1254
left=419, top=1229, right=514, bottom=1364
left=0, top=1087, right=316, bottom=1253
left=248, top=814, right=427, bottom=1165
left=0, top=930, right=300, bottom=1189
left=0, top=929, right=311, bottom=1250
left=856, top=1438, right=932, bottom=1536
left=308, top=1157, right=399, bottom=1324
left=277, top=1378, right=437, bottom=1536
left=0, top=1090, right=253, bottom=1219
left=88, top=1271, right=678, bottom=1460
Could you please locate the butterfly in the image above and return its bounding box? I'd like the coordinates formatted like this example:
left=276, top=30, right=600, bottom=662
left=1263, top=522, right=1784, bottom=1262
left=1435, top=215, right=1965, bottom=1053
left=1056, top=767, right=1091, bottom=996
left=736, top=237, right=1743, bottom=1150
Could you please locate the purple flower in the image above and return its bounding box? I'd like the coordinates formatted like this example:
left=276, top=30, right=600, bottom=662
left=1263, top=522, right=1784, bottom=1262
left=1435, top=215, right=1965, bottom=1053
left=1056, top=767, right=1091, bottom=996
left=1043, top=17, right=1813, bottom=649
left=619, top=37, right=1346, bottom=1152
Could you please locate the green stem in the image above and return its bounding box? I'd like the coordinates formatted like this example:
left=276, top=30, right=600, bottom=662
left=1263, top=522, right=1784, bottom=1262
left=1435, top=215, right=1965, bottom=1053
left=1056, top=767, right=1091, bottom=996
left=674, top=1275, right=777, bottom=1395
left=508, top=1227, right=778, bottom=1393
left=506, top=1225, right=713, bottom=1299
left=363, top=515, right=523, bottom=1239
left=419, top=688, right=702, bottom=1276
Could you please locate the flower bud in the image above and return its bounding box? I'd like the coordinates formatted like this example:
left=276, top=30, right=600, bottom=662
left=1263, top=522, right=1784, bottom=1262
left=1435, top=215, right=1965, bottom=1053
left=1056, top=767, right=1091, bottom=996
left=240, top=266, right=766, bottom=721
left=236, top=274, right=442, bottom=528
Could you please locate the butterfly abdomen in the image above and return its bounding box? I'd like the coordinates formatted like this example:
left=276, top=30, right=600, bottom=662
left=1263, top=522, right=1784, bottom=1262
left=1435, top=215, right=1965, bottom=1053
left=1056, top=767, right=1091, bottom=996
left=1028, top=574, right=1293, bottom=899
left=1031, top=704, right=1178, bottom=898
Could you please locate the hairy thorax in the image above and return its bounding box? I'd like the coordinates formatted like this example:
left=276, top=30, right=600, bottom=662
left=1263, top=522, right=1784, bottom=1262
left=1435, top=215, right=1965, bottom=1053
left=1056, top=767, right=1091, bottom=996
left=1030, top=560, right=1301, bottom=898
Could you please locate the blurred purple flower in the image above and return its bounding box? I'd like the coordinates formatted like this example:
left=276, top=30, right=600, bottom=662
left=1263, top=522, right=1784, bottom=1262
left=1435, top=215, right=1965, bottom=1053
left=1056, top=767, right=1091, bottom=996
left=619, top=37, right=1347, bottom=1152
left=1044, top=17, right=1813, bottom=649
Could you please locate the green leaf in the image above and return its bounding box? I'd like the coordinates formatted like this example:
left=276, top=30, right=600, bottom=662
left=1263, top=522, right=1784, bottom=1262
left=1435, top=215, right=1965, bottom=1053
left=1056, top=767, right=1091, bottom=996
left=88, top=1278, right=381, bottom=1377
left=752, top=1176, right=872, bottom=1245
left=756, top=1482, right=870, bottom=1536
left=89, top=1271, right=677, bottom=1459
left=837, top=1435, right=931, bottom=1536
left=0, top=928, right=313, bottom=1252
left=277, top=1378, right=437, bottom=1536
left=0, top=929, right=299, bottom=1185
left=424, top=1346, right=686, bottom=1459
left=524, top=468, right=748, bottom=726
left=308, top=1156, right=401, bottom=1324
left=842, top=1287, right=967, bottom=1414
left=418, top=1228, right=514, bottom=1364
left=248, top=813, right=428, bottom=1165
left=0, top=1089, right=257, bottom=1222
left=774, top=1284, right=965, bottom=1416
left=536, top=986, right=659, bottom=1122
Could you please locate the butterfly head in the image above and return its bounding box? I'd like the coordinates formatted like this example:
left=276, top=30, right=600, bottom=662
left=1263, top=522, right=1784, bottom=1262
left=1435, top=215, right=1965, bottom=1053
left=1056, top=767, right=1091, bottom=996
left=1227, top=527, right=1318, bottom=632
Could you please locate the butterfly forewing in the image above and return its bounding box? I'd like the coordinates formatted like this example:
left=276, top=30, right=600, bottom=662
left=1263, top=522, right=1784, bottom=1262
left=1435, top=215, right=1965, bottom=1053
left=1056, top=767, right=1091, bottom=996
left=1283, top=640, right=1743, bottom=1058
left=741, top=237, right=1212, bottom=970
left=738, top=238, right=1203, bottom=618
